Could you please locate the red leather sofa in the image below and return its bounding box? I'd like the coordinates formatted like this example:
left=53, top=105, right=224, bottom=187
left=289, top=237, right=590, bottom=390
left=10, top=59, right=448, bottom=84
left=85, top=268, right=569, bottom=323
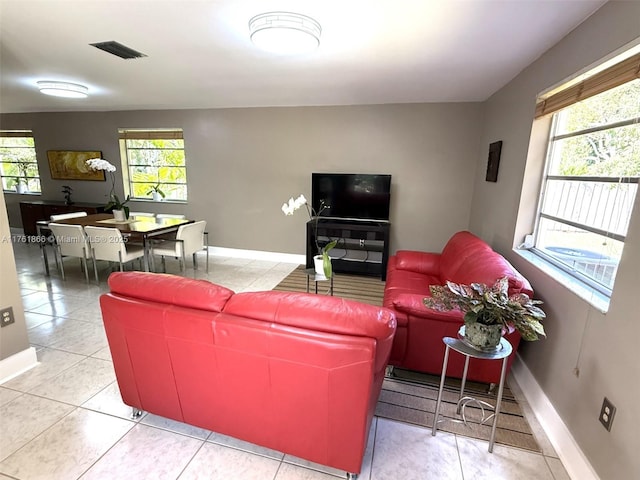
left=100, top=272, right=396, bottom=478
left=383, top=231, right=533, bottom=384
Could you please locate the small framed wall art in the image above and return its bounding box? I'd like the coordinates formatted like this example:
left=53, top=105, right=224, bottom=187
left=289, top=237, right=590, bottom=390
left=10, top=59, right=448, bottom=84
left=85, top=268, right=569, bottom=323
left=485, top=141, right=502, bottom=183
left=47, top=150, right=105, bottom=181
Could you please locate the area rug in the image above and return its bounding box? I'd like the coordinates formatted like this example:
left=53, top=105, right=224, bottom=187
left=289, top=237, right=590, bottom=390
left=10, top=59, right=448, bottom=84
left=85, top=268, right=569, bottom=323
left=376, top=368, right=541, bottom=452
left=273, top=266, right=386, bottom=306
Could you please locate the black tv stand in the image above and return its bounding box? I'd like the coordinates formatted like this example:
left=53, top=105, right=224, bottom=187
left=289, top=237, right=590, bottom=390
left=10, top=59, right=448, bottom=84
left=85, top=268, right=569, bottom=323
left=306, top=219, right=390, bottom=280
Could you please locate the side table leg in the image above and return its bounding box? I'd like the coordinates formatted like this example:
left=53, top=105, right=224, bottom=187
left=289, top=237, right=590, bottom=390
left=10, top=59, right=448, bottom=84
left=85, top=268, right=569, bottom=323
left=432, top=345, right=450, bottom=436
left=457, top=355, right=470, bottom=414
left=488, top=356, right=509, bottom=452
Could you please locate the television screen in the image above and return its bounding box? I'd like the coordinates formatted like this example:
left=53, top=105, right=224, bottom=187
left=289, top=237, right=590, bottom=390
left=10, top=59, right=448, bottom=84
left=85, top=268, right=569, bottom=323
left=311, top=173, right=391, bottom=221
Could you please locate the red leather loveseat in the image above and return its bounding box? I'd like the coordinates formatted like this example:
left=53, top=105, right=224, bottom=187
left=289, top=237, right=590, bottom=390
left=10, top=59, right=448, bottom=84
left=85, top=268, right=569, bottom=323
left=100, top=272, right=396, bottom=479
left=383, top=231, right=532, bottom=384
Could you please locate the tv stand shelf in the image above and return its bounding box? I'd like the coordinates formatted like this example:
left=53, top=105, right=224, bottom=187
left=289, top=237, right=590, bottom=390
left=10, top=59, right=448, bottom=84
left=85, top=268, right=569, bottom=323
left=306, top=219, right=390, bottom=280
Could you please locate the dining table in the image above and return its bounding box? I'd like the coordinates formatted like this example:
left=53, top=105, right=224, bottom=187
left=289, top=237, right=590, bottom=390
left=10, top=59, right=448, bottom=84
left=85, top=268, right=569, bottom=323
left=39, top=213, right=193, bottom=274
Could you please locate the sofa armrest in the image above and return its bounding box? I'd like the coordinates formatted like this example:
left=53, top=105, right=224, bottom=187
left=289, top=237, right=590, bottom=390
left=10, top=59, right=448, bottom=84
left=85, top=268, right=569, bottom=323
left=395, top=250, right=441, bottom=276
left=392, top=293, right=463, bottom=323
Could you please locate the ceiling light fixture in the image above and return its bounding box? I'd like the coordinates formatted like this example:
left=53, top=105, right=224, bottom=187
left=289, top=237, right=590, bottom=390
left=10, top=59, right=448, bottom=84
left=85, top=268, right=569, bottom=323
left=37, top=81, right=88, bottom=98
left=249, top=12, right=321, bottom=55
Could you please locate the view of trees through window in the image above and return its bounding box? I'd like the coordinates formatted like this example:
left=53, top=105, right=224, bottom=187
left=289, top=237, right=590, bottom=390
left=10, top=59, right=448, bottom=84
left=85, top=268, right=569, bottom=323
left=535, top=79, right=640, bottom=294
left=0, top=132, right=41, bottom=193
left=122, top=132, right=187, bottom=201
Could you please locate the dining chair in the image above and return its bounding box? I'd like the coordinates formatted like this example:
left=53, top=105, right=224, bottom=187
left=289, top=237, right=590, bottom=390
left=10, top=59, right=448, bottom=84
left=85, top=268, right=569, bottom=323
left=84, top=226, right=145, bottom=283
left=50, top=211, right=88, bottom=221
left=47, top=223, right=92, bottom=282
left=151, top=220, right=209, bottom=273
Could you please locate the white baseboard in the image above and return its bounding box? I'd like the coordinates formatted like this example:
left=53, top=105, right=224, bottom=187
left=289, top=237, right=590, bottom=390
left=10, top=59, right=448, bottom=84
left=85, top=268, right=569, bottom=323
left=511, top=355, right=600, bottom=480
left=208, top=246, right=304, bottom=265
left=0, top=347, right=38, bottom=385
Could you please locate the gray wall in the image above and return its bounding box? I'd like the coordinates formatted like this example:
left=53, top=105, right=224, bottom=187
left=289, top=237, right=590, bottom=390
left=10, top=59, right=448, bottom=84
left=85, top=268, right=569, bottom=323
left=1, top=103, right=482, bottom=256
left=469, top=2, right=640, bottom=479
left=0, top=191, right=30, bottom=360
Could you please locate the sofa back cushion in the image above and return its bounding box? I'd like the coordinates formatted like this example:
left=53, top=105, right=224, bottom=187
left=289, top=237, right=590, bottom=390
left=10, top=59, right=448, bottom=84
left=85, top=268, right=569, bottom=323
left=223, top=290, right=396, bottom=341
left=439, top=231, right=492, bottom=279
left=108, top=271, right=234, bottom=312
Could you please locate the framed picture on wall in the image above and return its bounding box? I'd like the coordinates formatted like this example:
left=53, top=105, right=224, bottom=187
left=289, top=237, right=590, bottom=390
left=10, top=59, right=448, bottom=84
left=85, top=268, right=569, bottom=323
left=47, top=150, right=105, bottom=181
left=485, top=141, right=502, bottom=182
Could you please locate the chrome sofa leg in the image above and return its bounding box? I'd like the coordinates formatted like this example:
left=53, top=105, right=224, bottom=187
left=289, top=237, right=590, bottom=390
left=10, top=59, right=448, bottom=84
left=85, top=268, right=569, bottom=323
left=346, top=473, right=358, bottom=479
left=131, top=407, right=143, bottom=418
left=385, top=365, right=395, bottom=378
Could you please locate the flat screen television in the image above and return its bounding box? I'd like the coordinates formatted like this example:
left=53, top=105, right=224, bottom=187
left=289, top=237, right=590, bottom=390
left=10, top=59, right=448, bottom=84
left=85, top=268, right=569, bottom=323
left=311, top=173, right=392, bottom=221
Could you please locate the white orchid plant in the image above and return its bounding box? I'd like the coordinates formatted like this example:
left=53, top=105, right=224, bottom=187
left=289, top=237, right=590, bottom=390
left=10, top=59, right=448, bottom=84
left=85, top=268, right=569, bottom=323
left=86, top=158, right=131, bottom=218
left=282, top=194, right=337, bottom=278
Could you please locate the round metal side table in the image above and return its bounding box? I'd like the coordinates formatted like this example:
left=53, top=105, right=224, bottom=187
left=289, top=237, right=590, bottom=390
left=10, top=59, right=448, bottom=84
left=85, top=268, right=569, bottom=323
left=431, top=332, right=513, bottom=452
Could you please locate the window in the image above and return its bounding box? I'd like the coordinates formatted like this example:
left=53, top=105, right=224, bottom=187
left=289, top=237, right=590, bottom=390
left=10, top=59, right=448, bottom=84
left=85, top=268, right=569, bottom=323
left=0, top=131, right=41, bottom=193
left=533, top=78, right=640, bottom=296
left=119, top=129, right=187, bottom=201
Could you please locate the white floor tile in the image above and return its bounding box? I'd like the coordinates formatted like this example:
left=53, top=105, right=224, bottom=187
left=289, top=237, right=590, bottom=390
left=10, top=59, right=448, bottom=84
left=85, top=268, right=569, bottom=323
left=456, top=436, right=554, bottom=480
left=178, top=442, right=281, bottom=480
left=80, top=423, right=202, bottom=480
left=0, top=408, right=133, bottom=480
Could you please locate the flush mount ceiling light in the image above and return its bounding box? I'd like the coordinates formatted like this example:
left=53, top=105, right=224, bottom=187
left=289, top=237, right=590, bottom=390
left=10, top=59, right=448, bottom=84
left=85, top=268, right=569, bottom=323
left=37, top=81, right=88, bottom=98
left=249, top=12, right=321, bottom=55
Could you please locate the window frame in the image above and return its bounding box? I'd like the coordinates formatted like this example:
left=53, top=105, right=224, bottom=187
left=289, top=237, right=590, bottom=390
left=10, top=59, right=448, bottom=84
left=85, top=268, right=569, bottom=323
left=119, top=129, right=188, bottom=202
left=0, top=130, right=42, bottom=194
left=531, top=85, right=640, bottom=297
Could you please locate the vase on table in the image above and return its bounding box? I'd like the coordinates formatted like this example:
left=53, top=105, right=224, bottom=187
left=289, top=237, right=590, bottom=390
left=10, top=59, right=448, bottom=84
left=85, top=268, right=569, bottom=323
left=460, top=323, right=503, bottom=352
left=313, top=255, right=327, bottom=278
left=113, top=209, right=126, bottom=222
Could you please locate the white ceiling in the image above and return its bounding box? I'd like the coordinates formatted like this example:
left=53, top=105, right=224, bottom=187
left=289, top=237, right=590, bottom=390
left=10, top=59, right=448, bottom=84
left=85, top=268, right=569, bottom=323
left=0, top=0, right=607, bottom=114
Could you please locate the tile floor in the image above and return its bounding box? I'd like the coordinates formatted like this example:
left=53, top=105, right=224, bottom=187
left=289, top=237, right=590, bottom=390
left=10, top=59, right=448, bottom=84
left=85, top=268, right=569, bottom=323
left=0, top=241, right=572, bottom=480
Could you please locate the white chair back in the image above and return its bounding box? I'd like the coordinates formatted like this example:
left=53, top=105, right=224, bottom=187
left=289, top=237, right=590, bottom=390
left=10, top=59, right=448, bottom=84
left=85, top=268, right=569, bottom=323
left=84, top=225, right=145, bottom=282
left=47, top=223, right=91, bottom=281
left=50, top=211, right=88, bottom=221
left=48, top=223, right=90, bottom=258
left=84, top=226, right=127, bottom=263
left=176, top=220, right=207, bottom=256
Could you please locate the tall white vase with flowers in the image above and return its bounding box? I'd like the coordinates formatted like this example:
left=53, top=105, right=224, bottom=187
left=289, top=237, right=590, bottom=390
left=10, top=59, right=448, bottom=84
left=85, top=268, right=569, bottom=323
left=282, top=194, right=337, bottom=278
left=86, top=158, right=131, bottom=220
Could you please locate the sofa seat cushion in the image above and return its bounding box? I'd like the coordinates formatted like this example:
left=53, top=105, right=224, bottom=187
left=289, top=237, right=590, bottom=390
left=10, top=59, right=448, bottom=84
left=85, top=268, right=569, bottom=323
left=391, top=293, right=463, bottom=323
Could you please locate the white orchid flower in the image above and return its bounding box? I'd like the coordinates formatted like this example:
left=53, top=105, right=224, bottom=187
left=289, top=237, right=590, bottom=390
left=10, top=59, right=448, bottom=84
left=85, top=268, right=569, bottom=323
left=86, top=158, right=117, bottom=172
left=294, top=194, right=307, bottom=208
left=282, top=202, right=294, bottom=215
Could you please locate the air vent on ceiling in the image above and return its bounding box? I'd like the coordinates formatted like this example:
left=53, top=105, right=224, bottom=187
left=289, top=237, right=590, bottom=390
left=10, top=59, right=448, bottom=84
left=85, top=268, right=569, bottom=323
left=90, top=41, right=147, bottom=60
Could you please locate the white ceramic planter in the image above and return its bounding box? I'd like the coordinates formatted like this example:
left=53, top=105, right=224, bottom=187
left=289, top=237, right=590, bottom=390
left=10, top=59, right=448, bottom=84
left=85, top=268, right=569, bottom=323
left=113, top=209, right=126, bottom=222
left=152, top=191, right=163, bottom=202
left=313, top=255, right=326, bottom=278
left=463, top=322, right=503, bottom=351
left=15, top=183, right=27, bottom=194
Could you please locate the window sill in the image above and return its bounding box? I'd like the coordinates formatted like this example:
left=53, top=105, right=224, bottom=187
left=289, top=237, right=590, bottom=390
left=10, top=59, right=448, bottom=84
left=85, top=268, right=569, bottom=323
left=3, top=191, right=41, bottom=196
left=513, top=248, right=610, bottom=313
left=129, top=198, right=187, bottom=205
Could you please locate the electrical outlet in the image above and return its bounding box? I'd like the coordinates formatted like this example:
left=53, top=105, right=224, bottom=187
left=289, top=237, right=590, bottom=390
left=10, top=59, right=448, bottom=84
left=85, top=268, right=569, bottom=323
left=599, top=397, right=616, bottom=431
left=0, top=307, right=15, bottom=327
